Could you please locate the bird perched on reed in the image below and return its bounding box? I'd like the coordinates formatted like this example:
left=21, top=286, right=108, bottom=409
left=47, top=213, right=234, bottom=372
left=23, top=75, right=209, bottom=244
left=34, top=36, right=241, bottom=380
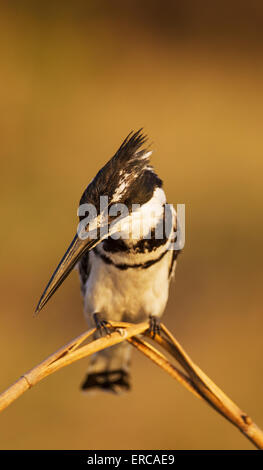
left=36, top=130, right=180, bottom=393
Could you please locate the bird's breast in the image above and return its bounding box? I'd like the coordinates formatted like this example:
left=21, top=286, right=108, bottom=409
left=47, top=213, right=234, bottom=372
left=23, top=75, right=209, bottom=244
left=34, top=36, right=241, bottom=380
left=82, top=247, right=174, bottom=324
left=78, top=196, right=178, bottom=324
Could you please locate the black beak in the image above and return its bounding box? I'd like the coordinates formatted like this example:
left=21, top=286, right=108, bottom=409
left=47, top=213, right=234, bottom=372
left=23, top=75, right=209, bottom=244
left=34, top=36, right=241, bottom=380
left=35, top=233, right=102, bottom=315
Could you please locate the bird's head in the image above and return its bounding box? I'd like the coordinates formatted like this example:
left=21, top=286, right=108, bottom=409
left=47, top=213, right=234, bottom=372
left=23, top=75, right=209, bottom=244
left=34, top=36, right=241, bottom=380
left=35, top=130, right=163, bottom=314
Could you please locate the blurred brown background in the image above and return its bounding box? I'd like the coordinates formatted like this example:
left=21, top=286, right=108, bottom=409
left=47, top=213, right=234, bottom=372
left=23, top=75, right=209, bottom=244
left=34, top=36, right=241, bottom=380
left=0, top=1, right=262, bottom=450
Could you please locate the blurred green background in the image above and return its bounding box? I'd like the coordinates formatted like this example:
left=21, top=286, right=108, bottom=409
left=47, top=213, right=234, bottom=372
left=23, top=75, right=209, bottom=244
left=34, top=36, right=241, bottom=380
left=0, top=1, right=262, bottom=450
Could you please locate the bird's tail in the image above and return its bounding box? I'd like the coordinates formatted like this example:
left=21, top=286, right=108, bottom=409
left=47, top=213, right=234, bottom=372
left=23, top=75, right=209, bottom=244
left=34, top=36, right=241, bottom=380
left=81, top=342, right=132, bottom=394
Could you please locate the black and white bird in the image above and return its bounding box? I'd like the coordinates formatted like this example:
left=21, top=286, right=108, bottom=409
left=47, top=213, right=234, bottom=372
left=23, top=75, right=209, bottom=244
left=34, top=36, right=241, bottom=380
left=35, top=130, right=180, bottom=393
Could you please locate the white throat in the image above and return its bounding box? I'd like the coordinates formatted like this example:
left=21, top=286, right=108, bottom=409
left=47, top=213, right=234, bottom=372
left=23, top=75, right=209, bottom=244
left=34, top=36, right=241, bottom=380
left=110, top=187, right=166, bottom=244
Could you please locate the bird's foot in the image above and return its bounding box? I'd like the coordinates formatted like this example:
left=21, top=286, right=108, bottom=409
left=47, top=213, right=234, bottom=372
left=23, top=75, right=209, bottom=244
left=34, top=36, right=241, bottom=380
left=148, top=315, right=161, bottom=339
left=93, top=313, right=114, bottom=337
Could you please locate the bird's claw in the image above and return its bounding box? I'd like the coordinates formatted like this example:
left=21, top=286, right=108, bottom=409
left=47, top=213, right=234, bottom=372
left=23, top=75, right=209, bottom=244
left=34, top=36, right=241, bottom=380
left=148, top=315, right=161, bottom=339
left=93, top=313, right=114, bottom=337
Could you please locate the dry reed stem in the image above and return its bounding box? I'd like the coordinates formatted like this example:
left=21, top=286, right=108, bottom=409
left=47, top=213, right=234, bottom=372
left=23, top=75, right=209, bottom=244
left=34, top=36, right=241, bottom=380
left=0, top=320, right=262, bottom=449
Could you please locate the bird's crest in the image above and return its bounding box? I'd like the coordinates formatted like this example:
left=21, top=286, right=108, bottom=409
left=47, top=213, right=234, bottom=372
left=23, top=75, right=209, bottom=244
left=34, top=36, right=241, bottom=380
left=112, top=129, right=151, bottom=165
left=80, top=130, right=161, bottom=210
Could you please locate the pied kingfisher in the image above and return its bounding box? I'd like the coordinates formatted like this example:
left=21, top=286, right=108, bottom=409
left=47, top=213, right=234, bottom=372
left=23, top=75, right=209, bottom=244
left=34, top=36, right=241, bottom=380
left=36, top=130, right=180, bottom=393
